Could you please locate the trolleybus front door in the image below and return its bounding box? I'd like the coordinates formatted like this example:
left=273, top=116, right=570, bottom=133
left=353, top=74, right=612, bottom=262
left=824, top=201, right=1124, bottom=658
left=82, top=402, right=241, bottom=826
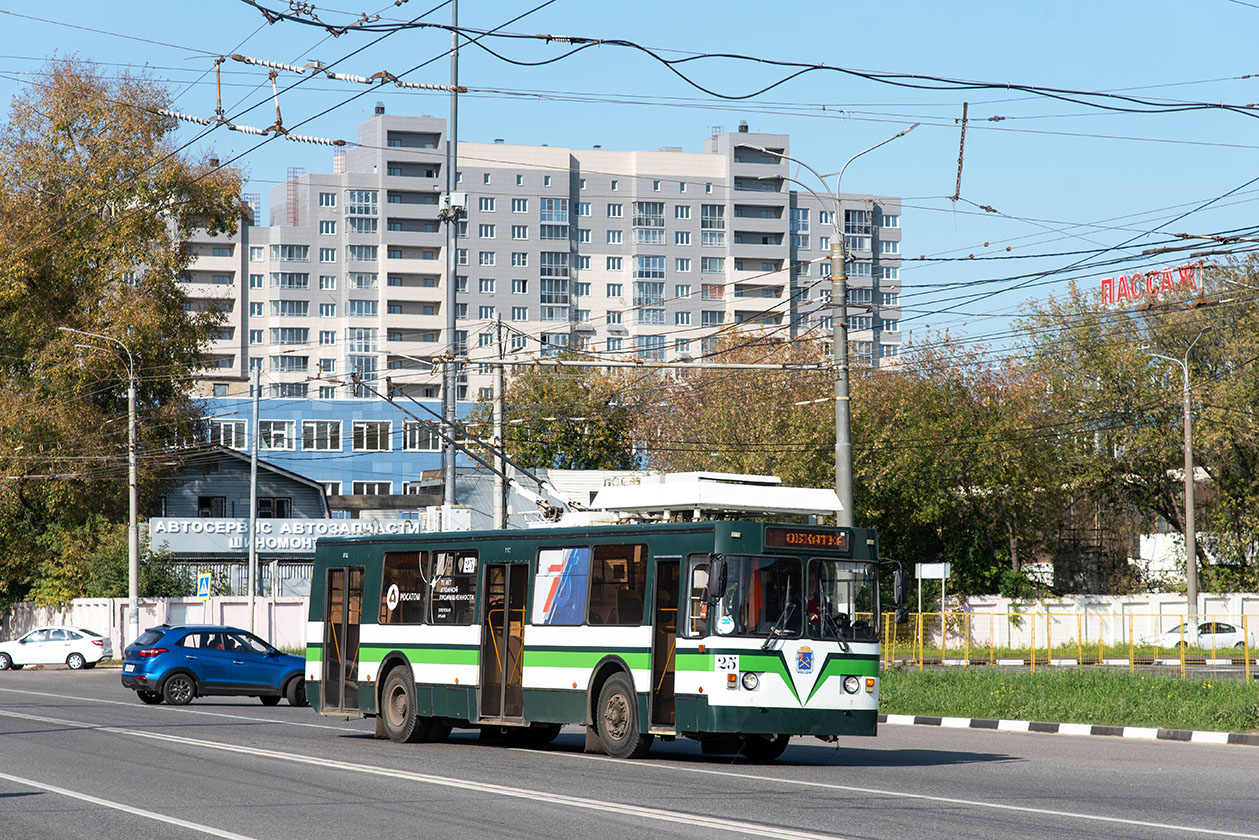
left=321, top=566, right=364, bottom=716
left=480, top=562, right=528, bottom=720
left=650, top=558, right=680, bottom=729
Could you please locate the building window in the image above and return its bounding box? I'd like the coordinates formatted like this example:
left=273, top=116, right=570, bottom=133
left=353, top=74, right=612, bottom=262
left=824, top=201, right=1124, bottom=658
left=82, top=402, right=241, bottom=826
left=675, top=231, right=691, bottom=246
left=543, top=175, right=552, bottom=187
left=353, top=420, right=391, bottom=451
left=606, top=230, right=623, bottom=245
left=512, top=278, right=528, bottom=294
left=512, top=198, right=528, bottom=213
left=319, top=220, right=336, bottom=235
left=511, top=306, right=528, bottom=321
left=478, top=251, right=495, bottom=266
left=348, top=300, right=378, bottom=317
left=456, top=276, right=468, bottom=292
left=479, top=196, right=496, bottom=212
left=606, top=310, right=622, bottom=324
left=320, top=247, right=336, bottom=262
left=479, top=277, right=496, bottom=293
left=479, top=305, right=495, bottom=319
left=636, top=335, right=665, bottom=361
left=352, top=481, right=392, bottom=496
left=880, top=213, right=899, bottom=228
left=456, top=249, right=468, bottom=265
left=207, top=419, right=246, bottom=449
left=348, top=244, right=377, bottom=261
left=607, top=203, right=623, bottom=218
left=346, top=189, right=378, bottom=216
left=319, top=303, right=336, bottom=318
left=319, top=275, right=337, bottom=290
left=578, top=228, right=591, bottom=243
left=675, top=283, right=691, bottom=298
left=675, top=338, right=690, bottom=352
left=319, top=330, right=337, bottom=345
left=511, top=225, right=528, bottom=240
left=319, top=192, right=336, bottom=207
left=483, top=173, right=491, bottom=185
left=479, top=224, right=496, bottom=239
left=701, top=310, right=724, bottom=327
left=319, top=386, right=337, bottom=399
left=880, top=239, right=900, bottom=255
left=701, top=257, right=724, bottom=273
left=249, top=330, right=263, bottom=344
left=302, top=420, right=341, bottom=451
left=606, top=257, right=622, bottom=271
left=249, top=302, right=264, bottom=317
left=675, top=311, right=691, bottom=326
left=607, top=337, right=622, bottom=351
left=675, top=258, right=691, bottom=273
left=610, top=179, right=618, bottom=191
left=510, top=252, right=527, bottom=267
left=198, top=496, right=226, bottom=518
left=258, top=420, right=296, bottom=450
left=249, top=274, right=264, bottom=289
left=402, top=421, right=440, bottom=451
left=577, top=255, right=590, bottom=270
left=249, top=246, right=264, bottom=262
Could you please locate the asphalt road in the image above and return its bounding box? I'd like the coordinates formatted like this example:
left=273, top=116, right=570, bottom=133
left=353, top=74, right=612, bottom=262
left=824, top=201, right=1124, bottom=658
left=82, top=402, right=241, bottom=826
left=1, top=667, right=1256, bottom=840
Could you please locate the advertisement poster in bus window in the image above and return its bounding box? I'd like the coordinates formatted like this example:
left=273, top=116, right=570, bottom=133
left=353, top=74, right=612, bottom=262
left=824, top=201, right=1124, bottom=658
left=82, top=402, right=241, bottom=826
left=534, top=547, right=590, bottom=625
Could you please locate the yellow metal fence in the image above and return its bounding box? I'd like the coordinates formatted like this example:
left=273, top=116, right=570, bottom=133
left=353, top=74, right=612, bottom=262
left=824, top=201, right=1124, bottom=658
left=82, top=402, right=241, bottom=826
left=881, top=612, right=1254, bottom=680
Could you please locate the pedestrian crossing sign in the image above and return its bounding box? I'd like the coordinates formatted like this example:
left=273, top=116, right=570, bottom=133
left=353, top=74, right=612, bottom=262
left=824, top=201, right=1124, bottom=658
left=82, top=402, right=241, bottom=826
left=197, top=573, right=212, bottom=601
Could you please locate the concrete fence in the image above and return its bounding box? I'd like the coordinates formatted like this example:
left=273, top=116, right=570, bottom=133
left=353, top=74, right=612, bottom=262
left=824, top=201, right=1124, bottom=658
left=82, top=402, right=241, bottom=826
left=2, top=596, right=310, bottom=654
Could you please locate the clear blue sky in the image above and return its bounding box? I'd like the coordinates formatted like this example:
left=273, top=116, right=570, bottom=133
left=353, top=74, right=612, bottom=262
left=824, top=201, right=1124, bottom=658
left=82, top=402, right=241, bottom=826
left=4, top=0, right=1256, bottom=352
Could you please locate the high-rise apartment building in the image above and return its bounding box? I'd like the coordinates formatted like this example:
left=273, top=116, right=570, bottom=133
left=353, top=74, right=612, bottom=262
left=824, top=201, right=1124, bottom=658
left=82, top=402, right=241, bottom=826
left=187, top=109, right=904, bottom=403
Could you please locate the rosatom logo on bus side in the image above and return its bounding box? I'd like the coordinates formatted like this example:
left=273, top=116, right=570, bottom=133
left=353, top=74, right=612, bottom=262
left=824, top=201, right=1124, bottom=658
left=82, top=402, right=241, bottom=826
left=1100, top=263, right=1197, bottom=305
left=386, top=584, right=400, bottom=612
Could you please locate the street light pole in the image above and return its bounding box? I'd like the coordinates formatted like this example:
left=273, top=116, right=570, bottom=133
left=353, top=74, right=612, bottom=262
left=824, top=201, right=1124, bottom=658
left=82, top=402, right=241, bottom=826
left=61, top=326, right=139, bottom=646
left=747, top=124, right=918, bottom=527
left=1146, top=325, right=1211, bottom=625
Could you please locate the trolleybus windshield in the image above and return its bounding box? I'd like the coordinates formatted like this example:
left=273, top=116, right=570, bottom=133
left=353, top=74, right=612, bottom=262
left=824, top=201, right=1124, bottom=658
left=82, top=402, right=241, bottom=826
left=806, top=558, right=878, bottom=642
left=712, top=555, right=801, bottom=638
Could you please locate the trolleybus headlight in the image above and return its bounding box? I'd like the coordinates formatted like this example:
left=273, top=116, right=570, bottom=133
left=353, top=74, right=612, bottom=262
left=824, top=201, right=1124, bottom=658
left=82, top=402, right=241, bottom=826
left=842, top=676, right=861, bottom=694
left=741, top=672, right=759, bottom=691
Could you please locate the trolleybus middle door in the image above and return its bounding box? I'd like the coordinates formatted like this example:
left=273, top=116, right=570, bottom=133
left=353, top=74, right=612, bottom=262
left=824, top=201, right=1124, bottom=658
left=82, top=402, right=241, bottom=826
left=321, top=565, right=364, bottom=716
left=649, top=558, right=680, bottom=730
left=480, top=562, right=528, bottom=720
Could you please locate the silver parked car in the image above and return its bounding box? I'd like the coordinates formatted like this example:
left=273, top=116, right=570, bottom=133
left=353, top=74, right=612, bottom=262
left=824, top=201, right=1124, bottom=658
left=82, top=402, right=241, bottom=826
left=0, top=626, right=114, bottom=670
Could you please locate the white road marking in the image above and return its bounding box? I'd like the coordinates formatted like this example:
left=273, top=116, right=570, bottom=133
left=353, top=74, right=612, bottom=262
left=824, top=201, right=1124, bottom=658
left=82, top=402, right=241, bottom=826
left=0, top=686, right=364, bottom=732
left=0, top=708, right=843, bottom=840
left=0, top=769, right=260, bottom=840
left=519, top=749, right=1259, bottom=839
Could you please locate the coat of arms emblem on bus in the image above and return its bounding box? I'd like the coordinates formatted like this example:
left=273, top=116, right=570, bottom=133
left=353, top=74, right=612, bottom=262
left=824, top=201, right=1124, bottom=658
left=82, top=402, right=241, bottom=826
left=796, top=646, right=814, bottom=674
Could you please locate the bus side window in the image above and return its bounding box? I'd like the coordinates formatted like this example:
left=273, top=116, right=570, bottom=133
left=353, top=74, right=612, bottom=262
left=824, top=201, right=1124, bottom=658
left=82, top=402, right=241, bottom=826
left=379, top=551, right=426, bottom=624
left=428, top=551, right=477, bottom=625
left=684, top=555, right=710, bottom=637
left=589, top=544, right=647, bottom=626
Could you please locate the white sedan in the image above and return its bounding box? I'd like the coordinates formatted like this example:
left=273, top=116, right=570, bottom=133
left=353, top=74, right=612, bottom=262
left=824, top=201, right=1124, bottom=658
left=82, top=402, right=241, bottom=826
left=0, top=626, right=113, bottom=671
left=1142, top=621, right=1256, bottom=650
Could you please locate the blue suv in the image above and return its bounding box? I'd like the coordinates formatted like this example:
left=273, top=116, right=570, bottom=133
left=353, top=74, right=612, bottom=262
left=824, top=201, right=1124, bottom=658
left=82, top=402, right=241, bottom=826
left=121, top=624, right=308, bottom=707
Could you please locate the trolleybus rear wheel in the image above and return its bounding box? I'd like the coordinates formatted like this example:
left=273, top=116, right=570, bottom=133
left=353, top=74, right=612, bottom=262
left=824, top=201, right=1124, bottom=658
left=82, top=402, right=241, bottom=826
left=381, top=668, right=442, bottom=743
left=596, top=673, right=653, bottom=759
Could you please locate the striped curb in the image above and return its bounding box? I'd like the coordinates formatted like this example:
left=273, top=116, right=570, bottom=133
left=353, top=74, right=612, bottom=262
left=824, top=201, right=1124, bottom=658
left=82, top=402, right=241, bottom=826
left=878, top=713, right=1259, bottom=747
left=887, top=658, right=1256, bottom=667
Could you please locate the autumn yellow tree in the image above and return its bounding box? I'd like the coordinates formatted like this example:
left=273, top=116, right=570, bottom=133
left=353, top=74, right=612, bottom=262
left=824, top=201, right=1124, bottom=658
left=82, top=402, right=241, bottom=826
left=0, top=59, right=243, bottom=606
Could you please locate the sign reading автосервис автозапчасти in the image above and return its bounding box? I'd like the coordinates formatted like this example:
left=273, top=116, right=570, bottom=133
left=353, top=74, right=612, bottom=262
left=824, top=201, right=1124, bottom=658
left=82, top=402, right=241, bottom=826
left=149, top=517, right=423, bottom=556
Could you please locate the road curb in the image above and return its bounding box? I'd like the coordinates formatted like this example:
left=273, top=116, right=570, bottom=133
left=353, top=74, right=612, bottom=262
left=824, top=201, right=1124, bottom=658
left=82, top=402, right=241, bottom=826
left=878, top=713, right=1259, bottom=747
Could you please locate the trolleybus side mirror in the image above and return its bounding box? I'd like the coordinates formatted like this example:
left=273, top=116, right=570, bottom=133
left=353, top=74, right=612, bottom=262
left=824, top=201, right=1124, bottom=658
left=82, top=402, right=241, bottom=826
left=893, top=568, right=906, bottom=607
left=708, top=558, right=726, bottom=603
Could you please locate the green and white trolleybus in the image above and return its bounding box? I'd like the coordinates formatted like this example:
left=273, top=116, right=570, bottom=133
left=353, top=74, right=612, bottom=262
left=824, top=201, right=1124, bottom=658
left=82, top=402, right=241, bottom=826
left=306, top=518, right=892, bottom=760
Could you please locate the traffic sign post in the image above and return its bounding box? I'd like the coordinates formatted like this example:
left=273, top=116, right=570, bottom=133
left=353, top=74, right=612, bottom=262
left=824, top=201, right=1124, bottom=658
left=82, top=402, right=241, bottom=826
left=915, top=562, right=951, bottom=616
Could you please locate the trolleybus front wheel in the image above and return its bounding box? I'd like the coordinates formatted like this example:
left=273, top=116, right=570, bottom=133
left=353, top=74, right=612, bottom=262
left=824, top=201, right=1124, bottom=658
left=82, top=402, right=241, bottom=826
left=740, top=733, right=790, bottom=762
left=596, top=673, right=653, bottom=759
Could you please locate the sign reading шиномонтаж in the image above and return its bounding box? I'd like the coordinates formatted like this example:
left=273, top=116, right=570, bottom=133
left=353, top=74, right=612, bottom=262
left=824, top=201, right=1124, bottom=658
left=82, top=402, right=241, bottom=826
left=149, top=517, right=423, bottom=556
left=1100, top=263, right=1197, bottom=306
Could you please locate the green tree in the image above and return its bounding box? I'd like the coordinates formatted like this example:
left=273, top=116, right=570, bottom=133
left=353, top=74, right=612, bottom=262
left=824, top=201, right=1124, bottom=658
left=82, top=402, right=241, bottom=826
left=468, top=354, right=647, bottom=469
left=0, top=59, right=242, bottom=608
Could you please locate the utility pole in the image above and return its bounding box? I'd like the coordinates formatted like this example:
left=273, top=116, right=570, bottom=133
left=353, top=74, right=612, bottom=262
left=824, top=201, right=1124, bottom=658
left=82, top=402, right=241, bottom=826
left=247, top=365, right=260, bottom=633
left=442, top=0, right=460, bottom=507
left=1145, top=325, right=1211, bottom=626
left=493, top=314, right=506, bottom=529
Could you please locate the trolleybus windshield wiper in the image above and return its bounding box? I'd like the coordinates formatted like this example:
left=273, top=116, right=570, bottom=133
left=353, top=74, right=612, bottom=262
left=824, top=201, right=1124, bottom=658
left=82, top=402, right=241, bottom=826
left=761, top=601, right=796, bottom=650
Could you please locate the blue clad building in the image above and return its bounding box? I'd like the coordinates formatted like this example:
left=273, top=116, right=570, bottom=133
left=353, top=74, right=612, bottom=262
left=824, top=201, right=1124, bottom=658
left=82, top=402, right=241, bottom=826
left=200, top=396, right=473, bottom=501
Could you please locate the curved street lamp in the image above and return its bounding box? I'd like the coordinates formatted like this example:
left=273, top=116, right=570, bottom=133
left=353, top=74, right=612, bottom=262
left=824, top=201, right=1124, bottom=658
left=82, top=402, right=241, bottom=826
left=61, top=326, right=140, bottom=647
left=745, top=124, right=919, bottom=526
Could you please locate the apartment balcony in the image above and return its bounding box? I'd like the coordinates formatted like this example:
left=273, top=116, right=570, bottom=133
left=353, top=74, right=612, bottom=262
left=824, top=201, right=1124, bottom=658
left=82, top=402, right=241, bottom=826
left=191, top=254, right=240, bottom=273
left=733, top=231, right=785, bottom=247
left=384, top=256, right=444, bottom=275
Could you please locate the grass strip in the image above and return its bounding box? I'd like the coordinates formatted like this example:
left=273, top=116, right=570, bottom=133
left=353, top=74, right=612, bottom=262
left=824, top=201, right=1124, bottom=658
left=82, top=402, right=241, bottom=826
left=880, top=667, right=1259, bottom=733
